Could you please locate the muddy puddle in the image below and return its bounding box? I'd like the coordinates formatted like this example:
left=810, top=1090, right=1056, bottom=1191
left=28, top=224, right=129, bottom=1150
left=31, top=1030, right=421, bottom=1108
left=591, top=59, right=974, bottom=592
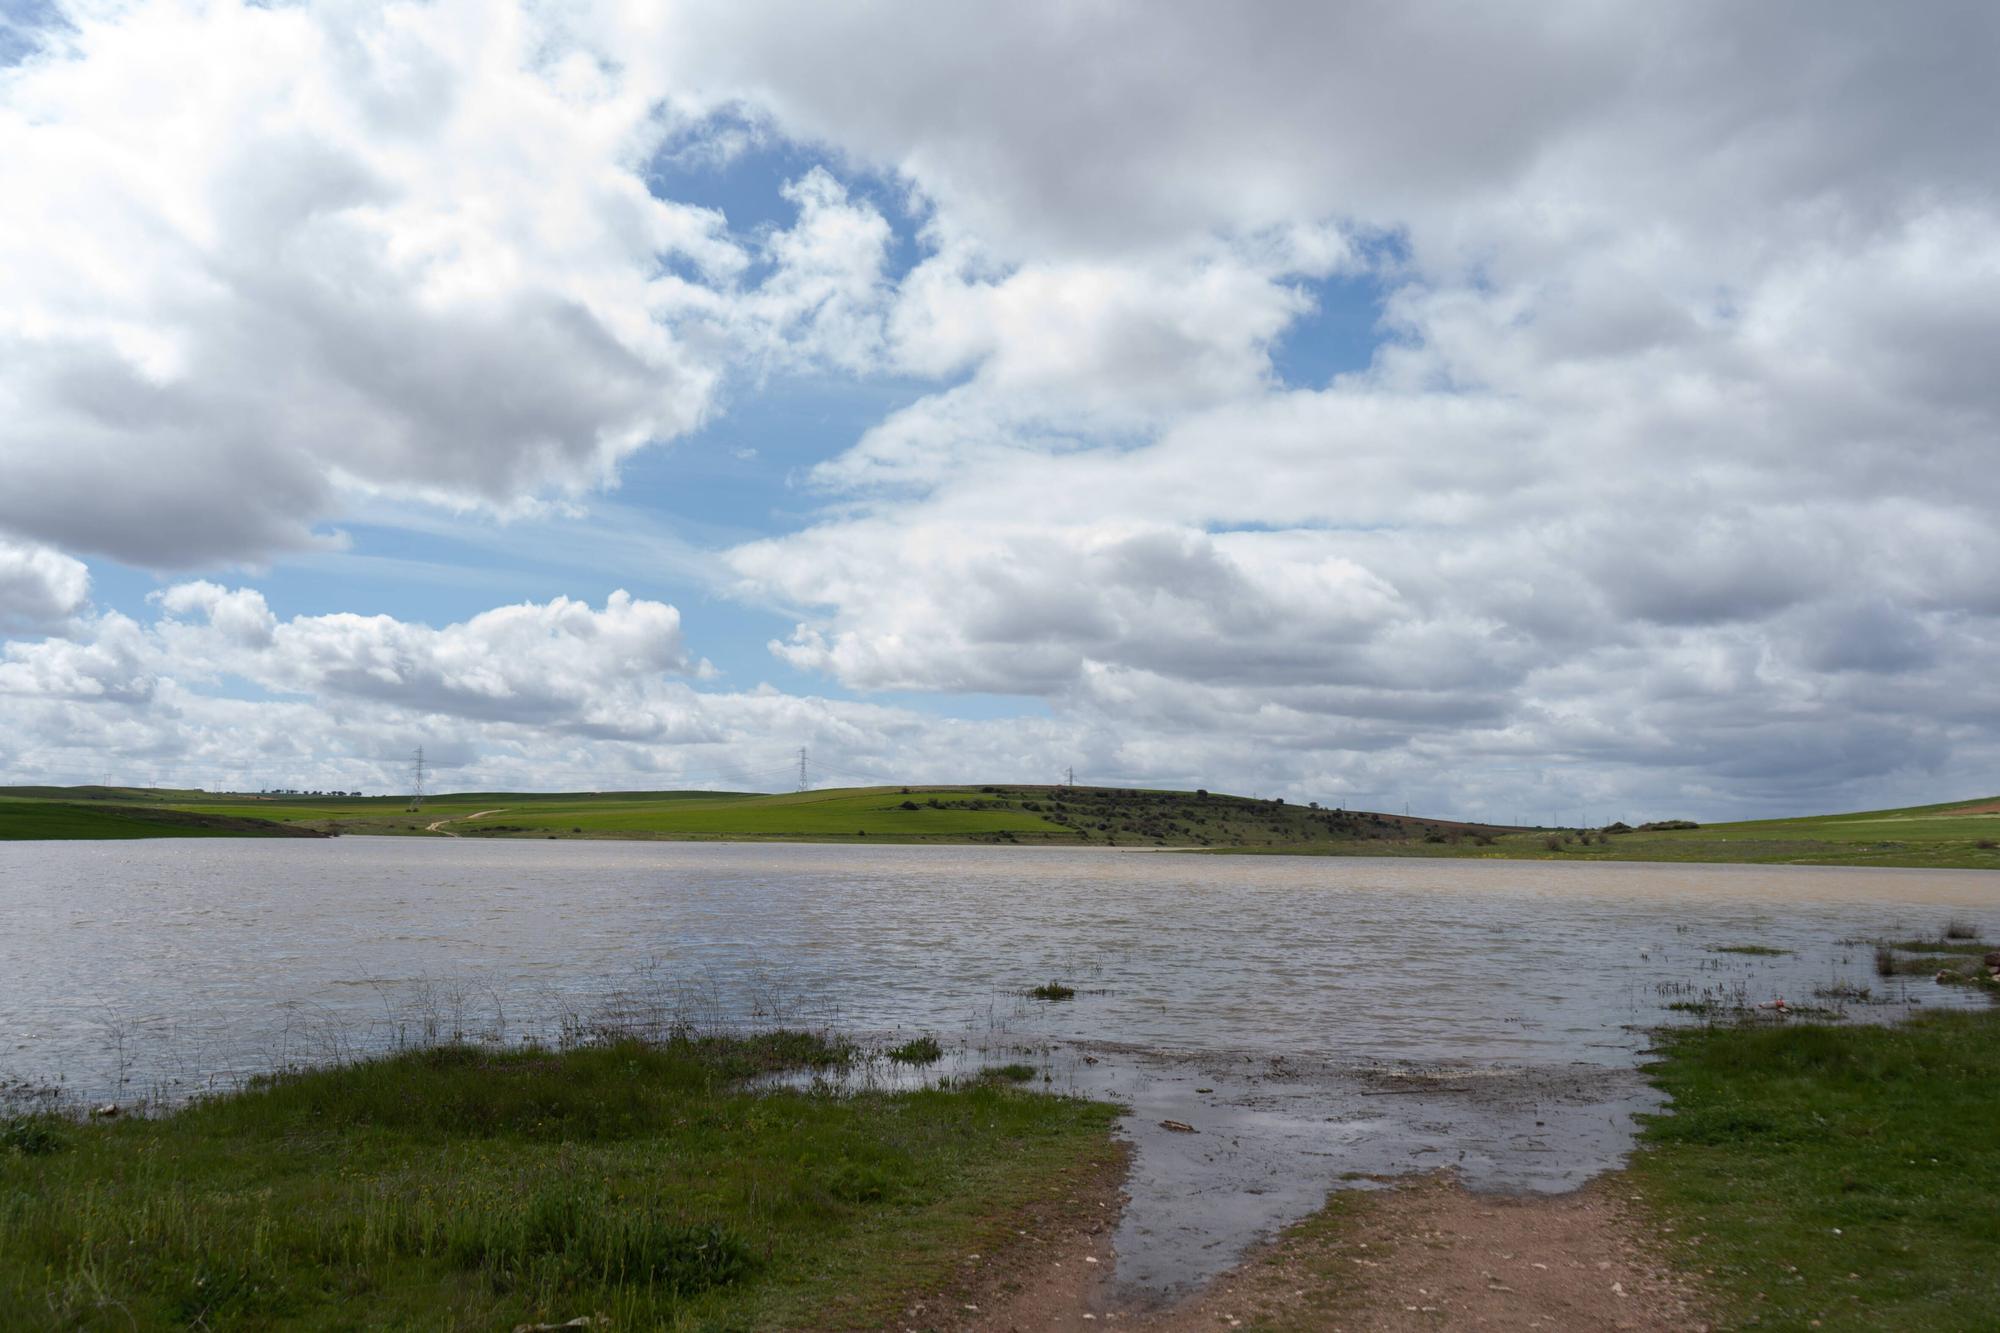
left=2, top=838, right=1994, bottom=1302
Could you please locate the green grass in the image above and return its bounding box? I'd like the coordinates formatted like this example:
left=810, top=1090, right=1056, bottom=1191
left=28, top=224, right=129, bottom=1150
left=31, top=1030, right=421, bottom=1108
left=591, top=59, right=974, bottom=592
left=0, top=1034, right=1120, bottom=1330
left=3, top=783, right=1516, bottom=849
left=0, top=800, right=319, bottom=840
left=1709, top=944, right=1792, bottom=957
left=886, top=1035, right=943, bottom=1066
left=13, top=784, right=2000, bottom=867
left=1880, top=938, right=1990, bottom=955
left=1634, top=1008, right=2000, bottom=1330
left=1219, top=793, right=2000, bottom=869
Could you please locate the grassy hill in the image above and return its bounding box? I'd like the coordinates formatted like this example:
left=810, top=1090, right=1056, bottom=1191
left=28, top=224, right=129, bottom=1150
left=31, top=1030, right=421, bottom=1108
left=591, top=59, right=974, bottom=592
left=6, top=784, right=2000, bottom=867
left=0, top=799, right=326, bottom=841
left=2, top=784, right=1496, bottom=848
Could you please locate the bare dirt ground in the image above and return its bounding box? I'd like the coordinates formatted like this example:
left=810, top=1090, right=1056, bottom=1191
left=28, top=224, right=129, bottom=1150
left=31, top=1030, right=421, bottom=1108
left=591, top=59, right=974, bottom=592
left=947, top=1171, right=1710, bottom=1333
left=423, top=808, right=507, bottom=836
left=1939, top=799, right=2000, bottom=816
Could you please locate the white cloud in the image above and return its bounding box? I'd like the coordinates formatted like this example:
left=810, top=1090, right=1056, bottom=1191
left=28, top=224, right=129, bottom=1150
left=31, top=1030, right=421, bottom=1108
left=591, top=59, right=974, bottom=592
left=0, top=579, right=1099, bottom=794
left=0, top=1, right=909, bottom=569
left=0, top=539, right=90, bottom=633
left=6, top=1, right=2000, bottom=816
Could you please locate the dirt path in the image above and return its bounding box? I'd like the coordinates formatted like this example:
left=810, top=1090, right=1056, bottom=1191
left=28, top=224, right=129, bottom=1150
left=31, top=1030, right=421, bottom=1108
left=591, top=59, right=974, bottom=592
left=954, top=1172, right=1709, bottom=1332
left=423, top=808, right=507, bottom=837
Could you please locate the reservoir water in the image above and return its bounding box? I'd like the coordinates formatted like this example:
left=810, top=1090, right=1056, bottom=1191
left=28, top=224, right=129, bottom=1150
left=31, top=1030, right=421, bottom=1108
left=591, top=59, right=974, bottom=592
left=2, top=839, right=1993, bottom=1303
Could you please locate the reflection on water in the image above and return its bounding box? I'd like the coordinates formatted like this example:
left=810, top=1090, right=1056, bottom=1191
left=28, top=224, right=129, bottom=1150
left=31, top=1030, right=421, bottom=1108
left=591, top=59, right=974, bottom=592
left=1, top=839, right=1994, bottom=1302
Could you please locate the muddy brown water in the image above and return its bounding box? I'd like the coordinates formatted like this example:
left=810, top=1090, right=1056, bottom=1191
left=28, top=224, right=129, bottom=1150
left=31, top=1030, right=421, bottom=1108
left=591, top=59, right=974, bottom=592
left=1, top=839, right=1993, bottom=1304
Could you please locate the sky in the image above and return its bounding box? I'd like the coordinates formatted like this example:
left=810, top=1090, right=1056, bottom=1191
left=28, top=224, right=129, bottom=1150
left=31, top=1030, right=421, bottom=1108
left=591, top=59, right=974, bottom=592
left=1, top=0, right=1997, bottom=821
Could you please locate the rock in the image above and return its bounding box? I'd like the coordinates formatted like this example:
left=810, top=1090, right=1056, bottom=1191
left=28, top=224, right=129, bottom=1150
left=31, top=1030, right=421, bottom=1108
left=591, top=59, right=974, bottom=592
left=1986, top=951, right=2000, bottom=968
left=1159, top=1119, right=1198, bottom=1133
left=90, top=1103, right=118, bottom=1117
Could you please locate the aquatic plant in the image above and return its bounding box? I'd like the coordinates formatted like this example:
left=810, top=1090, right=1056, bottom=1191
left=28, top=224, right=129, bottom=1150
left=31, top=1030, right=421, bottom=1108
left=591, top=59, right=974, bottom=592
left=887, top=1035, right=943, bottom=1065
left=1028, top=982, right=1076, bottom=1001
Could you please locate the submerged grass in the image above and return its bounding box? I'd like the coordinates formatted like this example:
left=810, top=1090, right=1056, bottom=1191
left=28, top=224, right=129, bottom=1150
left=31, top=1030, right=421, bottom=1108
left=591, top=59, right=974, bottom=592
left=1634, top=1007, right=2000, bottom=1330
left=0, top=1033, right=1120, bottom=1330
left=886, top=1035, right=943, bottom=1066
left=1880, top=937, right=1990, bottom=955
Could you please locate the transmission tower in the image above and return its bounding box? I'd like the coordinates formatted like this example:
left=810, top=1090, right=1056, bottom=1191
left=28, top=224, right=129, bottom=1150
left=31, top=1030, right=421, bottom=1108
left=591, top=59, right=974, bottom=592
left=797, top=748, right=808, bottom=792
left=1064, top=766, right=1075, bottom=790
left=407, top=746, right=426, bottom=812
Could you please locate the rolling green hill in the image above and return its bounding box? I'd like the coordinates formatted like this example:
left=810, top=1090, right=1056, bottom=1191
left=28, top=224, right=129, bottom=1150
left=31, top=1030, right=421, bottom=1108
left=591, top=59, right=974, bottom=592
left=0, top=800, right=326, bottom=841
left=5, top=784, right=1999, bottom=867
left=2, top=784, right=1489, bottom=848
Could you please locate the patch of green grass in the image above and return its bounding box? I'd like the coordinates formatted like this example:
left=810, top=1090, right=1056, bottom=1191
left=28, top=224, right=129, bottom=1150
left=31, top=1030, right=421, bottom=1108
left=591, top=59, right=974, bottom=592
left=1028, top=981, right=1077, bottom=1001
left=1709, top=944, right=1792, bottom=957
left=0, top=800, right=316, bottom=841
left=1634, top=1009, right=2000, bottom=1330
left=985, top=1064, right=1038, bottom=1083
left=0, top=1034, right=1119, bottom=1330
left=887, top=1035, right=944, bottom=1065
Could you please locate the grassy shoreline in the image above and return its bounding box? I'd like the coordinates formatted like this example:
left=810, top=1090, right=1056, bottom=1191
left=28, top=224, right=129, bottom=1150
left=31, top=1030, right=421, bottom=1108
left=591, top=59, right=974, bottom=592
left=0, top=1034, right=1120, bottom=1330
left=10, top=783, right=2000, bottom=868
left=1632, top=1006, right=2000, bottom=1329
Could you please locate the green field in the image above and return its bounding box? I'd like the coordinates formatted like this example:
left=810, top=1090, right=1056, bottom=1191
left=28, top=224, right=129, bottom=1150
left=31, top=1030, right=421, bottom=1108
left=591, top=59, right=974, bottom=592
left=0, top=1033, right=1119, bottom=1330
left=1634, top=1006, right=2000, bottom=1329
left=0, top=799, right=323, bottom=840
left=1217, top=794, right=2000, bottom=870
left=7, top=783, right=2000, bottom=868
left=3, top=783, right=1500, bottom=849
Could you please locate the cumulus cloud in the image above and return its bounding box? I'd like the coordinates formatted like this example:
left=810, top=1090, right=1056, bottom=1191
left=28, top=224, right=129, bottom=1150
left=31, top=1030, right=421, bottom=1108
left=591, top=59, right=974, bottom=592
left=702, top=1, right=2000, bottom=814
left=0, top=579, right=1101, bottom=794
left=6, top=1, right=1999, bottom=817
left=0, top=539, right=90, bottom=633
left=0, top=0, right=909, bottom=568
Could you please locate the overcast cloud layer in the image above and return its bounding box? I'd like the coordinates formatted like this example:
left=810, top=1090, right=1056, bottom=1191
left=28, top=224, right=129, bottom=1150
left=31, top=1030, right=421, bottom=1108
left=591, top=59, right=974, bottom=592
left=2, top=1, right=1996, bottom=819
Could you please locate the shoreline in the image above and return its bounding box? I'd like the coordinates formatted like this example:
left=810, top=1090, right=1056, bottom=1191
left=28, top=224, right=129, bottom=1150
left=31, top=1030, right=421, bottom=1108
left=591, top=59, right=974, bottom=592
left=12, top=783, right=2000, bottom=869
left=12, top=1008, right=1993, bottom=1328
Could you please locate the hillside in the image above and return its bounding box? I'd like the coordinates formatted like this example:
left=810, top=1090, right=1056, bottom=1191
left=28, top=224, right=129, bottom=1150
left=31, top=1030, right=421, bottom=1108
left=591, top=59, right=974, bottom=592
left=0, top=799, right=327, bottom=841
left=1, top=784, right=1500, bottom=848
left=5, top=785, right=2000, bottom=867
